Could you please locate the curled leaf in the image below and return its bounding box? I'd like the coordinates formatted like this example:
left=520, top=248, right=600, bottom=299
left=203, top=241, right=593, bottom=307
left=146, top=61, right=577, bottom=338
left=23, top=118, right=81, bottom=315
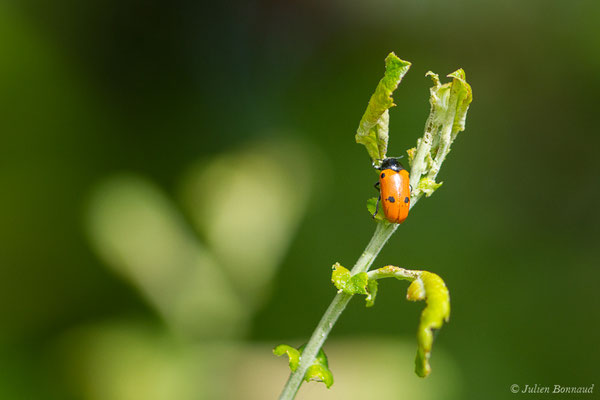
left=365, top=279, right=379, bottom=307
left=303, top=347, right=334, bottom=388
left=331, top=263, right=380, bottom=307
left=273, top=344, right=333, bottom=388
left=417, top=178, right=443, bottom=197
left=273, top=344, right=300, bottom=371
left=356, top=53, right=411, bottom=164
left=409, top=69, right=473, bottom=201
left=406, top=272, right=450, bottom=377
left=367, top=266, right=450, bottom=378
left=331, top=263, right=369, bottom=295
left=406, top=278, right=426, bottom=301
left=446, top=69, right=473, bottom=140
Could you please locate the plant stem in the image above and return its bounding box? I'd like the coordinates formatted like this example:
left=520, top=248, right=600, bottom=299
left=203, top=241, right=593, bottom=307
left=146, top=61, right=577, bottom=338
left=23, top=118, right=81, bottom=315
left=277, top=291, right=351, bottom=400
left=278, top=200, right=419, bottom=399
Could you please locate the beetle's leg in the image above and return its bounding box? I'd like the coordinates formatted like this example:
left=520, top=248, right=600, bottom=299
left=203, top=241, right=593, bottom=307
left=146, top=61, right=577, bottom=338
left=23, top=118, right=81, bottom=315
left=373, top=195, right=381, bottom=219
left=372, top=181, right=381, bottom=218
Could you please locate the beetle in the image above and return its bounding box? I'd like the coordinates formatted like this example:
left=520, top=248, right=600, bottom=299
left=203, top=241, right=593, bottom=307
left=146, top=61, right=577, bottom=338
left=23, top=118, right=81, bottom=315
left=373, top=157, right=410, bottom=224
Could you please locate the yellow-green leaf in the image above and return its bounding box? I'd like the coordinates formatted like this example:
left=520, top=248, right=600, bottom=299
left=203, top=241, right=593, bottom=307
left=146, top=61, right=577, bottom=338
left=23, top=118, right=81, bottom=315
left=304, top=348, right=334, bottom=388
left=407, top=272, right=450, bottom=377
left=417, top=177, right=443, bottom=197
left=367, top=266, right=451, bottom=378
left=356, top=53, right=411, bottom=164
left=408, top=69, right=473, bottom=202
left=273, top=344, right=301, bottom=372
left=365, top=279, right=379, bottom=307
left=331, top=263, right=369, bottom=295
left=274, top=344, right=333, bottom=388
left=331, top=263, right=379, bottom=307
left=446, top=69, right=473, bottom=140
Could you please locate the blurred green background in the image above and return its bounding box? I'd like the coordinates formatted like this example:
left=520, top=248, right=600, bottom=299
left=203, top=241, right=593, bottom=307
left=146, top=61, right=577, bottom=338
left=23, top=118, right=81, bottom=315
left=1, top=0, right=599, bottom=399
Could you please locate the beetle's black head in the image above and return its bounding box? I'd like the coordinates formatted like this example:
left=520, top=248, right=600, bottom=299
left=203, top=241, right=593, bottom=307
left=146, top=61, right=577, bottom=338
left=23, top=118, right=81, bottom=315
left=380, top=157, right=405, bottom=172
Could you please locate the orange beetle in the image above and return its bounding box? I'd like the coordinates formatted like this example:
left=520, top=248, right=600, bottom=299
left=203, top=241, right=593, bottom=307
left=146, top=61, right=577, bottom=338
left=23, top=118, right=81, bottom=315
left=373, top=158, right=410, bottom=224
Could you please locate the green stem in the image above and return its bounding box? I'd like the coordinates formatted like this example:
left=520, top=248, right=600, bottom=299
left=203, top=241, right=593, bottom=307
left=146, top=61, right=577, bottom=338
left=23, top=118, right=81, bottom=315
left=277, top=291, right=351, bottom=400
left=278, top=197, right=420, bottom=400
left=277, top=62, right=471, bottom=399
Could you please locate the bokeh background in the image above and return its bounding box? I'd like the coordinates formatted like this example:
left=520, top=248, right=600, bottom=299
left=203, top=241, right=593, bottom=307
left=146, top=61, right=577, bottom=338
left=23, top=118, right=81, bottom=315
left=1, top=0, right=599, bottom=399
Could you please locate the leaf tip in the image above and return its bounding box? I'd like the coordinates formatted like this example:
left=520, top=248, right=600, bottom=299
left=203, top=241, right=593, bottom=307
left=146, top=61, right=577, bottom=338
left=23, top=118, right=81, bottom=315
left=425, top=71, right=441, bottom=87
left=447, top=68, right=466, bottom=81
left=385, top=52, right=412, bottom=68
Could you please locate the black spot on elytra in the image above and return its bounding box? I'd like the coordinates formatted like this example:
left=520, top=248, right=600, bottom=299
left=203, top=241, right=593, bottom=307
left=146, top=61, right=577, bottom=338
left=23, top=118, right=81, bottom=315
left=387, top=196, right=395, bottom=203
left=380, top=172, right=385, bottom=178
left=404, top=197, right=409, bottom=203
